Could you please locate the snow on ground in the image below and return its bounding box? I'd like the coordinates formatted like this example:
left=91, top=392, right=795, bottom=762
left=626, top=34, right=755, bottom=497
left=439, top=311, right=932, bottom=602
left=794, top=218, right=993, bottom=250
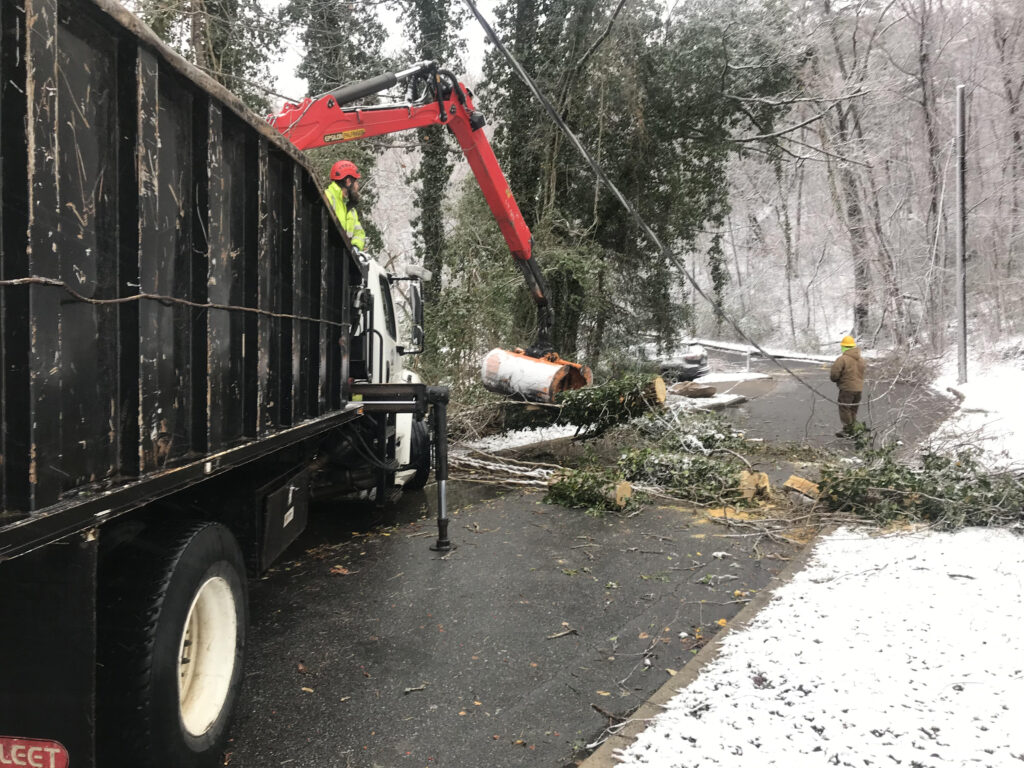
left=934, top=357, right=1024, bottom=465
left=641, top=339, right=835, bottom=364
left=693, top=372, right=771, bottom=385
left=458, top=424, right=579, bottom=454
left=614, top=526, right=1024, bottom=768
left=667, top=393, right=746, bottom=412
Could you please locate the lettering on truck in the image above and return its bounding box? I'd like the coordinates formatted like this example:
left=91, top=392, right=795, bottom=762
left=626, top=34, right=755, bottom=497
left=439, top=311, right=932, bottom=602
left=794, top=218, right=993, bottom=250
left=0, top=738, right=69, bottom=768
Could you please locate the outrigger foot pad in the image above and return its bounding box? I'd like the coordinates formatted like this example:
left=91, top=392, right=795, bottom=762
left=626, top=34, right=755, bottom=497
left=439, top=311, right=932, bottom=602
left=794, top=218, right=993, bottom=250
left=430, top=518, right=453, bottom=552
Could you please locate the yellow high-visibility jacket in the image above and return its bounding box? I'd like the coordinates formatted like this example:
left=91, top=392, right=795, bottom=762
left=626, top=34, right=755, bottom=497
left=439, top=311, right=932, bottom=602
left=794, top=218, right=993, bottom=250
left=325, top=181, right=366, bottom=250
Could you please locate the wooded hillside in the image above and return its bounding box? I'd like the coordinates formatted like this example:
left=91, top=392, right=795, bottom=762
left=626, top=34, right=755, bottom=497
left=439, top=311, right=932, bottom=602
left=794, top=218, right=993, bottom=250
left=130, top=0, right=1024, bottom=381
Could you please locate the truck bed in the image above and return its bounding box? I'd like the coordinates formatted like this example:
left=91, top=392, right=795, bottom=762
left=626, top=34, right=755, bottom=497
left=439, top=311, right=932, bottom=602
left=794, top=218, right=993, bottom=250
left=0, top=0, right=363, bottom=560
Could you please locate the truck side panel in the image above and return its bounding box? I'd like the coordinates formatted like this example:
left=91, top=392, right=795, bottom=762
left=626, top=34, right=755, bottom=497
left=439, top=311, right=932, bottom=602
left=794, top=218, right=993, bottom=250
left=207, top=106, right=259, bottom=450
left=56, top=10, right=122, bottom=493
left=26, top=0, right=64, bottom=510
left=1, top=0, right=31, bottom=513
left=259, top=145, right=289, bottom=432
left=1, top=0, right=362, bottom=532
left=140, top=53, right=200, bottom=471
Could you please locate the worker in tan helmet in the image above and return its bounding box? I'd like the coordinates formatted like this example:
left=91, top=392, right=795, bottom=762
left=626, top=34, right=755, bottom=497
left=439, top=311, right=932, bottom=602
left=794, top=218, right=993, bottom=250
left=830, top=335, right=866, bottom=437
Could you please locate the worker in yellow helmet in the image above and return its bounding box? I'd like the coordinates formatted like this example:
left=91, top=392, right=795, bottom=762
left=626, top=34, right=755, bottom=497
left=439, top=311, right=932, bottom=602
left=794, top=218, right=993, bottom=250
left=830, top=335, right=866, bottom=437
left=325, top=160, right=366, bottom=252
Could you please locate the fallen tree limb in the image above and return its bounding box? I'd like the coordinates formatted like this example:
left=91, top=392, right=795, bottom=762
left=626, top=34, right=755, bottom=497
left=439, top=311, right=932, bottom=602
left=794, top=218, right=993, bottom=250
left=556, top=374, right=667, bottom=435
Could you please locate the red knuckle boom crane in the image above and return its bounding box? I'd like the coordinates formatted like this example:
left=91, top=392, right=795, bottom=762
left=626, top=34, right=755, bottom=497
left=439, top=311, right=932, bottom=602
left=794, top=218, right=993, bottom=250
left=266, top=61, right=592, bottom=402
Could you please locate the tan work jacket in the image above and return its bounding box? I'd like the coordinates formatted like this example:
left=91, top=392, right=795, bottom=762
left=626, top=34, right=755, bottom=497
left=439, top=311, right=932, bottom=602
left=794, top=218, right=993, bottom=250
left=830, top=347, right=866, bottom=392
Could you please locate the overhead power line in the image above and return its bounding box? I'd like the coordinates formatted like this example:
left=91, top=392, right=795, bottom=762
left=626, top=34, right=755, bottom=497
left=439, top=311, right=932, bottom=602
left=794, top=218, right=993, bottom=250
left=460, top=0, right=841, bottom=406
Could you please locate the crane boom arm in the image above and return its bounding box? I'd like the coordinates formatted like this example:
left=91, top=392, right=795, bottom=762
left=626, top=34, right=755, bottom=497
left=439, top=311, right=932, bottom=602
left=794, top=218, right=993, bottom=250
left=267, top=65, right=554, bottom=353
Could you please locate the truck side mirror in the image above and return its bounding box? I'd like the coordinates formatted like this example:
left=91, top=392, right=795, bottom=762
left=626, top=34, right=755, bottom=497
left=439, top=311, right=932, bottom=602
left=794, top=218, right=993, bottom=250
left=401, top=279, right=425, bottom=355
left=406, top=265, right=433, bottom=282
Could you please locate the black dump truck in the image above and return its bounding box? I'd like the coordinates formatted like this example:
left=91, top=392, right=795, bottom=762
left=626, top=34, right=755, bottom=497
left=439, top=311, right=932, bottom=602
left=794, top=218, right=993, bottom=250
left=0, top=1, right=451, bottom=765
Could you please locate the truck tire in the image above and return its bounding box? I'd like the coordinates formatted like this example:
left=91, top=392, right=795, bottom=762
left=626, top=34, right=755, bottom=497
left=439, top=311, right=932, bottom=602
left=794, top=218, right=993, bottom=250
left=404, top=419, right=432, bottom=491
left=98, top=521, right=247, bottom=768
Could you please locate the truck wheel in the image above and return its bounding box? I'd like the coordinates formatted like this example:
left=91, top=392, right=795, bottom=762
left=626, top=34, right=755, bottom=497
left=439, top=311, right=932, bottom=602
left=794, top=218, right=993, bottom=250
left=404, top=419, right=432, bottom=491
left=98, top=521, right=247, bottom=768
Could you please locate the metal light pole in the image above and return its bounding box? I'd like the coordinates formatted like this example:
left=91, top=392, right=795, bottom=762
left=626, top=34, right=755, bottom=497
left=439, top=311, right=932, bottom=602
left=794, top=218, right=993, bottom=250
left=956, top=84, right=968, bottom=385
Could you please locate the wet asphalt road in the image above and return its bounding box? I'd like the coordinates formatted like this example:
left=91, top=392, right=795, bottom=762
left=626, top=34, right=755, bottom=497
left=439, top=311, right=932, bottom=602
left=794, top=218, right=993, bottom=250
left=707, top=350, right=954, bottom=449
left=226, top=488, right=795, bottom=768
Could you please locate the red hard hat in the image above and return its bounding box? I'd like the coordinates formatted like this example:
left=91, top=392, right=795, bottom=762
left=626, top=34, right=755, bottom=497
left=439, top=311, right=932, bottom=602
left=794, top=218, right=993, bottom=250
left=330, top=160, right=361, bottom=181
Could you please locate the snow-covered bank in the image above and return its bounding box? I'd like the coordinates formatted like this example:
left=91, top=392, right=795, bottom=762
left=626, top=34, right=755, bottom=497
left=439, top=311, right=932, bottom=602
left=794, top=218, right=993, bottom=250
left=614, top=527, right=1024, bottom=768
left=934, top=357, right=1024, bottom=465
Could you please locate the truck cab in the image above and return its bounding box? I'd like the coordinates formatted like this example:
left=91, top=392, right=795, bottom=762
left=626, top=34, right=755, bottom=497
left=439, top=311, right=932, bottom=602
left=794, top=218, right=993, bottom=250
left=365, top=256, right=430, bottom=484
left=309, top=252, right=432, bottom=499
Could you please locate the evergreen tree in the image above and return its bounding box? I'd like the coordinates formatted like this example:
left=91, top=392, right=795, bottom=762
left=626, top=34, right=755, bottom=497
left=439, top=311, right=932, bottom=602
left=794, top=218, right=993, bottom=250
left=137, top=0, right=284, bottom=111
left=480, top=0, right=551, bottom=227
left=285, top=0, right=391, bottom=95
left=401, top=0, right=466, bottom=301
left=480, top=0, right=800, bottom=361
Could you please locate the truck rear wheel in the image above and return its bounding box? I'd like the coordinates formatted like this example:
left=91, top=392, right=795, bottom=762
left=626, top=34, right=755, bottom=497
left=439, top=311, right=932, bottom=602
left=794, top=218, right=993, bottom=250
left=98, top=521, right=247, bottom=768
left=404, top=419, right=432, bottom=491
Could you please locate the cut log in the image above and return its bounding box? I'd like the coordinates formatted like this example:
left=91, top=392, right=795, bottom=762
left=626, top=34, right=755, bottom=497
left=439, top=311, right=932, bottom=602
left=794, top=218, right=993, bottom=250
left=783, top=475, right=820, bottom=499
left=608, top=480, right=633, bottom=508
left=481, top=348, right=592, bottom=403
left=649, top=376, right=668, bottom=403
left=738, top=470, right=771, bottom=500
left=547, top=471, right=633, bottom=510
left=669, top=381, right=716, bottom=398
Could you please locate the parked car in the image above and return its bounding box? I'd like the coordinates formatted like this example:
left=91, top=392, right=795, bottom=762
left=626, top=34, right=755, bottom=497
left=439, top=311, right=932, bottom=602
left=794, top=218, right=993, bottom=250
left=658, top=344, right=710, bottom=382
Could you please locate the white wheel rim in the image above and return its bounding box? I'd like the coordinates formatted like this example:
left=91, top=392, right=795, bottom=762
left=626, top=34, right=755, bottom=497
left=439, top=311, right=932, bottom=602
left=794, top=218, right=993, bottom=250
left=178, top=575, right=237, bottom=737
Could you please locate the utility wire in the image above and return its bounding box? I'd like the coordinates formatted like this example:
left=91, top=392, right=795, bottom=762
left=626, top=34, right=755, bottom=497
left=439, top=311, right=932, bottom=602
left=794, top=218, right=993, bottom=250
left=461, top=0, right=840, bottom=406
left=0, top=276, right=345, bottom=328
